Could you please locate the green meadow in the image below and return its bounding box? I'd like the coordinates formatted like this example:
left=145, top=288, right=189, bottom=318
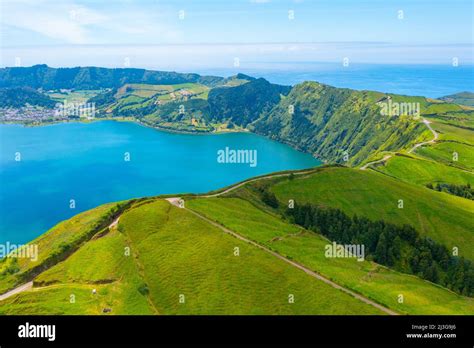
left=187, top=197, right=474, bottom=315
left=416, top=142, right=474, bottom=171
left=0, top=202, right=119, bottom=294
left=429, top=121, right=474, bottom=145
left=267, top=167, right=474, bottom=261
left=375, top=155, right=474, bottom=186
left=0, top=200, right=382, bottom=315
left=118, top=200, right=380, bottom=314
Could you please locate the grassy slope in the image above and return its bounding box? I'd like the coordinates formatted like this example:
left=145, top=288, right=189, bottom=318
left=375, top=155, right=474, bottom=186
left=416, top=112, right=474, bottom=172
left=187, top=197, right=474, bottom=314
left=253, top=83, right=429, bottom=166
left=371, top=109, right=474, bottom=189
left=118, top=200, right=380, bottom=314
left=430, top=122, right=474, bottom=145
left=439, top=92, right=474, bottom=107
left=0, top=203, right=119, bottom=294
left=0, top=229, right=152, bottom=315
left=0, top=200, right=381, bottom=315
left=268, top=167, right=474, bottom=261
left=416, top=142, right=474, bottom=171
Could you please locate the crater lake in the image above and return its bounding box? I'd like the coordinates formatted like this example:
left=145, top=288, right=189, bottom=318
left=0, top=120, right=321, bottom=245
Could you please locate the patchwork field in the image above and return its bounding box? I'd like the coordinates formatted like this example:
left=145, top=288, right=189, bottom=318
left=1, top=164, right=472, bottom=315
left=115, top=83, right=210, bottom=102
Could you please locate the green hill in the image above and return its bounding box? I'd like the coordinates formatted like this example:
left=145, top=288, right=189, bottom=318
left=263, top=167, right=474, bottom=261
left=374, top=154, right=474, bottom=187
left=187, top=197, right=474, bottom=315
left=251, top=82, right=430, bottom=165
left=89, top=79, right=470, bottom=166
left=0, top=199, right=383, bottom=315
left=439, top=92, right=474, bottom=107
left=0, top=65, right=224, bottom=90
left=0, top=87, right=56, bottom=108
left=1, top=166, right=472, bottom=314
left=3, top=65, right=469, bottom=166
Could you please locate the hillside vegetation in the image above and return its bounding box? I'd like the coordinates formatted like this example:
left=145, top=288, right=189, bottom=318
left=0, top=65, right=223, bottom=90
left=0, top=164, right=472, bottom=314
left=439, top=92, right=474, bottom=107
left=0, top=87, right=56, bottom=108
left=2, top=65, right=471, bottom=166
left=187, top=197, right=474, bottom=314
left=263, top=167, right=474, bottom=261
left=367, top=99, right=474, bottom=198
left=0, top=199, right=382, bottom=315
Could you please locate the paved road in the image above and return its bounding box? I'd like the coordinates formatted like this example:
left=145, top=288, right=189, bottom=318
left=166, top=198, right=398, bottom=315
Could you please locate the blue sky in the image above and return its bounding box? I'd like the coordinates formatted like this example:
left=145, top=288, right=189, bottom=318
left=0, top=0, right=472, bottom=69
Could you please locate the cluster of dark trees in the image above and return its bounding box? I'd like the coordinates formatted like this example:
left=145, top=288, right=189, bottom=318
left=426, top=182, right=473, bottom=200
left=0, top=87, right=56, bottom=108
left=258, top=186, right=280, bottom=208
left=280, top=201, right=474, bottom=297
left=207, top=78, right=291, bottom=127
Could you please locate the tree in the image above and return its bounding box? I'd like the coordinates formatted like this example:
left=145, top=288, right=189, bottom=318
left=375, top=232, right=388, bottom=264
left=261, top=189, right=279, bottom=209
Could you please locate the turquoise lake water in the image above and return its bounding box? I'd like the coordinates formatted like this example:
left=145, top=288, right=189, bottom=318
left=0, top=121, right=321, bottom=245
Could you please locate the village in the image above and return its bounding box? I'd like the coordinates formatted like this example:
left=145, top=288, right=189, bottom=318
left=0, top=105, right=65, bottom=123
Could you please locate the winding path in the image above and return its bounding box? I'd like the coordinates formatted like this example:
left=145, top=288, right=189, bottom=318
left=408, top=118, right=439, bottom=154
left=203, top=169, right=317, bottom=198
left=360, top=117, right=439, bottom=170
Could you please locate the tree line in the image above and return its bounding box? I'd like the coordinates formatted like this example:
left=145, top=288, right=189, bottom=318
left=426, top=182, right=473, bottom=200
left=257, top=187, right=474, bottom=297
left=284, top=201, right=474, bottom=297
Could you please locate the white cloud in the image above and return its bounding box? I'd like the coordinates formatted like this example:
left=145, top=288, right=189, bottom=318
left=0, top=0, right=181, bottom=45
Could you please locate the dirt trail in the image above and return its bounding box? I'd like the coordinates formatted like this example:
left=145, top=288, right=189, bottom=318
left=360, top=117, right=439, bottom=170
left=408, top=118, right=439, bottom=154
left=360, top=155, right=393, bottom=170
left=0, top=281, right=33, bottom=301
left=166, top=198, right=398, bottom=315
left=203, top=169, right=316, bottom=198
left=108, top=216, right=120, bottom=229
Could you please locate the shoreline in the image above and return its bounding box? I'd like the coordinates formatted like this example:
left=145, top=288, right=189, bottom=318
left=0, top=117, right=250, bottom=136
left=0, top=117, right=321, bottom=159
